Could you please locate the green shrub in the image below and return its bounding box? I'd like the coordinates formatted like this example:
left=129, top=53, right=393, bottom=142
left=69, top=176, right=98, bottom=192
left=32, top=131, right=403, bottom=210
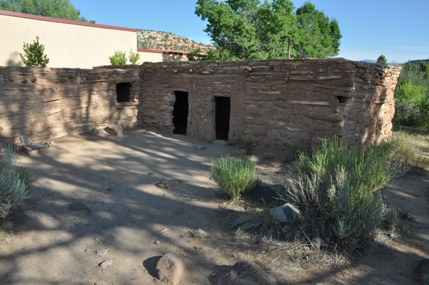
left=128, top=49, right=140, bottom=65
left=0, top=144, right=32, bottom=219
left=109, top=50, right=127, bottom=65
left=394, top=80, right=429, bottom=129
left=394, top=64, right=429, bottom=130
left=279, top=138, right=405, bottom=252
left=211, top=155, right=260, bottom=200
left=19, top=36, right=49, bottom=67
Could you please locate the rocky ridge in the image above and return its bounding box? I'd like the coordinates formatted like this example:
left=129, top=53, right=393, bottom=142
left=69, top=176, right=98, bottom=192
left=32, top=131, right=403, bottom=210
left=137, top=29, right=214, bottom=53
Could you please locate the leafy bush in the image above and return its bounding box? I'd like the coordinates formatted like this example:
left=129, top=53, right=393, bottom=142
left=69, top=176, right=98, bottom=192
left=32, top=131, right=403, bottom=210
left=0, top=144, right=32, bottom=219
left=19, top=36, right=49, bottom=67
left=394, top=63, right=429, bottom=130
left=211, top=155, right=260, bottom=200
left=109, top=51, right=127, bottom=65
left=278, top=139, right=405, bottom=252
left=394, top=80, right=429, bottom=129
left=128, top=50, right=140, bottom=65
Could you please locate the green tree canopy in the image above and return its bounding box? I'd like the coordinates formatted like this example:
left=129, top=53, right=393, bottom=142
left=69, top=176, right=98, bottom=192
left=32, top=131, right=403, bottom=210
left=376, top=54, right=387, bottom=66
left=0, top=0, right=93, bottom=22
left=194, top=0, right=342, bottom=61
left=403, top=60, right=414, bottom=71
left=294, top=2, right=341, bottom=58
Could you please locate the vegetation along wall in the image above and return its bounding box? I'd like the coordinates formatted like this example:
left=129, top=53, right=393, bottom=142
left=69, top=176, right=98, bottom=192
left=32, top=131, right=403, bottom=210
left=139, top=58, right=401, bottom=149
left=0, top=66, right=140, bottom=143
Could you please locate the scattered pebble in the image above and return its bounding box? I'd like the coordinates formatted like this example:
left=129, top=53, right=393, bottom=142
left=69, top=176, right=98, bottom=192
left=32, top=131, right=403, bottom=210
left=98, top=259, right=113, bottom=269
left=189, top=228, right=208, bottom=238
left=96, top=249, right=110, bottom=257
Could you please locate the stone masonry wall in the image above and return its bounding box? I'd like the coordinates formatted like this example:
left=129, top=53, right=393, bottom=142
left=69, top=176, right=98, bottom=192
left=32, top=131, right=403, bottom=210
left=139, top=59, right=401, bottom=150
left=0, top=66, right=140, bottom=143
left=0, top=59, right=401, bottom=150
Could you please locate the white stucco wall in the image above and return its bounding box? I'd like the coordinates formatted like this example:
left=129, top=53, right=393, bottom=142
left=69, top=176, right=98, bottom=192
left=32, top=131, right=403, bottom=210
left=0, top=10, right=137, bottom=68
left=138, top=50, right=163, bottom=63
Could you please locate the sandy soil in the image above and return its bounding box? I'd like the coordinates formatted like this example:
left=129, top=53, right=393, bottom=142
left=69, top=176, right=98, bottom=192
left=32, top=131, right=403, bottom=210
left=0, top=127, right=428, bottom=285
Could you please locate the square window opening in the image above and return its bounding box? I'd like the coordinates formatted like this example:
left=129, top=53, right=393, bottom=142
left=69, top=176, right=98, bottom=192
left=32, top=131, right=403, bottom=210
left=117, top=83, right=131, bottom=102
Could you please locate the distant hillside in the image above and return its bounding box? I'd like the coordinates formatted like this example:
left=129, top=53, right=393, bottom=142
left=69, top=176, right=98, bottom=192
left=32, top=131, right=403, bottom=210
left=410, top=59, right=429, bottom=65
left=359, top=59, right=402, bottom=66
left=137, top=29, right=213, bottom=54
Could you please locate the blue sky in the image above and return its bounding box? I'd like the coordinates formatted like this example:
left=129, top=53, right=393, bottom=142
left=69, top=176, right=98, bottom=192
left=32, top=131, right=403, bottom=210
left=71, top=0, right=429, bottom=63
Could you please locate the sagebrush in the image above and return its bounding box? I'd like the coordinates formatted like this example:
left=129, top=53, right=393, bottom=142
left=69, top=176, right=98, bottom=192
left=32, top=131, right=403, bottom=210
left=0, top=144, right=31, bottom=219
left=278, top=138, right=405, bottom=252
left=210, top=155, right=259, bottom=199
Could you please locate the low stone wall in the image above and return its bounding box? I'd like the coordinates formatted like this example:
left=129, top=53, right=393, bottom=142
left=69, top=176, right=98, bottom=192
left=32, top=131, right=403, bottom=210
left=0, top=66, right=140, bottom=143
left=140, top=59, right=401, bottom=149
left=0, top=59, right=401, bottom=151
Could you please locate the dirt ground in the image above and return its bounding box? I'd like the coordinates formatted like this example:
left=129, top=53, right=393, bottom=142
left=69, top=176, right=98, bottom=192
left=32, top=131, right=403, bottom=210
left=0, top=127, right=428, bottom=285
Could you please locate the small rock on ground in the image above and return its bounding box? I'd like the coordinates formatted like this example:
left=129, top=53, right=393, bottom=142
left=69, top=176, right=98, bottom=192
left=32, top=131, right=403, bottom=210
left=20, top=134, right=32, bottom=146
left=104, top=124, right=123, bottom=137
left=98, top=259, right=113, bottom=269
left=189, top=228, right=208, bottom=238
left=156, top=253, right=185, bottom=285
left=95, top=128, right=109, bottom=137
left=155, top=180, right=180, bottom=190
left=269, top=203, right=301, bottom=222
left=96, top=249, right=110, bottom=257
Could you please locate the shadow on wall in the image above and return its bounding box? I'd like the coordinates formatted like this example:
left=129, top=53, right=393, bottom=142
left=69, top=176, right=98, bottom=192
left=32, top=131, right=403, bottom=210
left=0, top=67, right=140, bottom=144
left=7, top=52, right=22, bottom=66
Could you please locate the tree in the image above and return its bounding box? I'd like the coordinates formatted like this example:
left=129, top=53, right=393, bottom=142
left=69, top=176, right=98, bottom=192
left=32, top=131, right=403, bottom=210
left=0, top=0, right=93, bottom=22
left=20, top=36, right=49, bottom=67
left=294, top=2, right=341, bottom=58
left=403, top=60, right=414, bottom=71
left=194, top=0, right=341, bottom=61
left=376, top=55, right=387, bottom=66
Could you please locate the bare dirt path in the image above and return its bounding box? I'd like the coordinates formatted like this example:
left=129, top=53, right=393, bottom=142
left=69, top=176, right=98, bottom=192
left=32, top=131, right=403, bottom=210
left=0, top=127, right=428, bottom=285
left=0, top=128, right=241, bottom=285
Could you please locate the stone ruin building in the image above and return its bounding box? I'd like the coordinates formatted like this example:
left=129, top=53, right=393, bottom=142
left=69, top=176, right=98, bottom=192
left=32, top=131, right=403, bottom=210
left=0, top=58, right=401, bottom=151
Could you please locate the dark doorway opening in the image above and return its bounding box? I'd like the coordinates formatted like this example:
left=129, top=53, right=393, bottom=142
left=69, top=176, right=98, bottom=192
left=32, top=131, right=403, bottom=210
left=215, top=96, right=230, bottom=140
left=116, top=83, right=131, bottom=102
left=173, top=91, right=189, bottom=135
